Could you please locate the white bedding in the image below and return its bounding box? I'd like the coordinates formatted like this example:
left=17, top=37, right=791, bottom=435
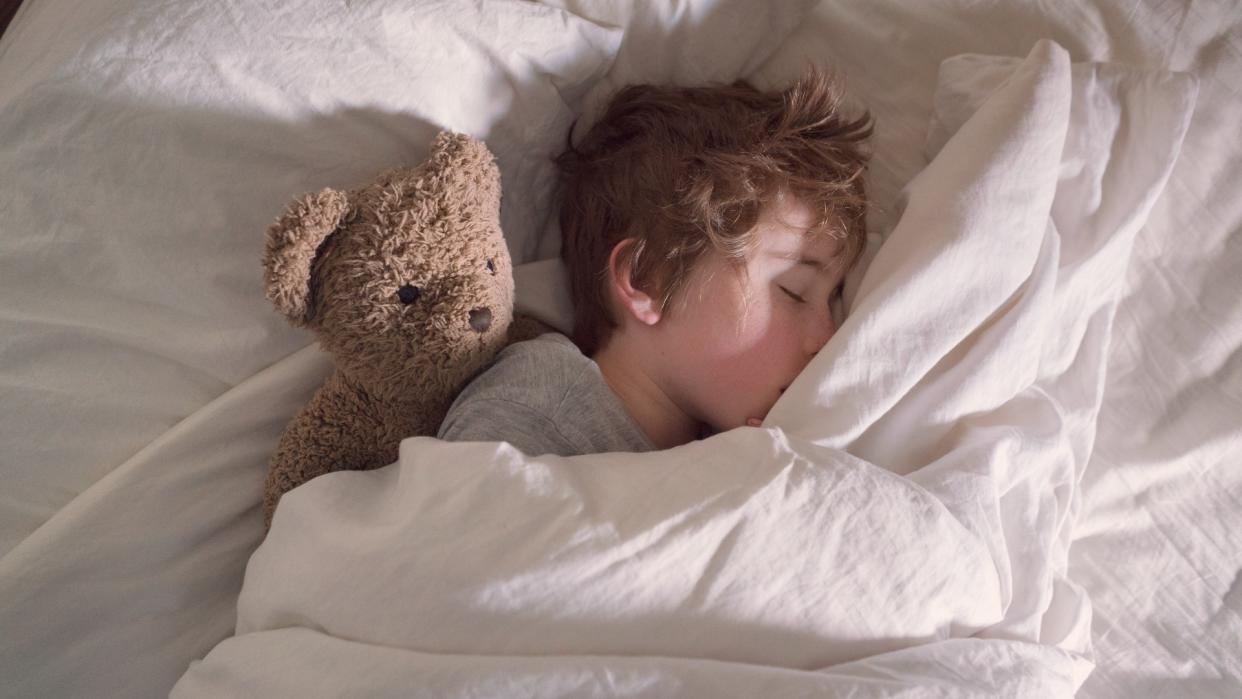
left=1, top=0, right=1240, bottom=697
left=754, top=4, right=1242, bottom=695
left=168, top=40, right=1191, bottom=696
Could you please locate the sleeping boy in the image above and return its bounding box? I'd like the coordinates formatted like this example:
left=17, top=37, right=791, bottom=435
left=437, top=68, right=873, bottom=455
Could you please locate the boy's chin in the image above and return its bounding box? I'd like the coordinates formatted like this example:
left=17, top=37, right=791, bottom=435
left=721, top=410, right=774, bottom=432
left=704, top=400, right=776, bottom=434
left=700, top=417, right=744, bottom=435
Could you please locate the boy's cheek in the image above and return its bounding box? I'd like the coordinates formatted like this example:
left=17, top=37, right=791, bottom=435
left=725, top=367, right=784, bottom=422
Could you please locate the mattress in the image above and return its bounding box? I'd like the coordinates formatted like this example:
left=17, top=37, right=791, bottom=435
left=1, top=0, right=1239, bottom=696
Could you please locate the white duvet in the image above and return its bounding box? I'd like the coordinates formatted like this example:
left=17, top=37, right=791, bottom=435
left=172, top=41, right=1194, bottom=697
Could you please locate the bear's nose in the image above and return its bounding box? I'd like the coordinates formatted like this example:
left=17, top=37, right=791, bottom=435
left=469, top=307, right=492, bottom=333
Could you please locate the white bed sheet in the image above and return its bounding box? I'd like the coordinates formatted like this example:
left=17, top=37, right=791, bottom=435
left=0, top=0, right=622, bottom=557
left=1, top=0, right=1239, bottom=697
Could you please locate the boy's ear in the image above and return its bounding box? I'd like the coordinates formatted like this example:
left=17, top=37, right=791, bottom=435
left=607, top=238, right=662, bottom=326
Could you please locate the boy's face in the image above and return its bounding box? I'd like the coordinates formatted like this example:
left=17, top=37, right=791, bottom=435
left=655, top=195, right=847, bottom=432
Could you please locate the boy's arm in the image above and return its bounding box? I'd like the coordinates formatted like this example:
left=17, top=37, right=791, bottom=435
left=437, top=396, right=579, bottom=458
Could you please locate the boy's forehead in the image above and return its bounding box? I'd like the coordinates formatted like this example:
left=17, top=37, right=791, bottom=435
left=760, top=191, right=819, bottom=229
left=755, top=208, right=845, bottom=264
left=757, top=193, right=844, bottom=244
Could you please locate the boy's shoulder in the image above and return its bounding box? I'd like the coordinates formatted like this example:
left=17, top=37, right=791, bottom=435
left=496, top=331, right=581, bottom=364
left=438, top=330, right=656, bottom=456
left=455, top=331, right=589, bottom=411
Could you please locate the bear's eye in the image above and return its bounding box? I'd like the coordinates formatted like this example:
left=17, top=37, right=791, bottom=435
left=486, top=259, right=496, bottom=275
left=397, top=284, right=421, bottom=304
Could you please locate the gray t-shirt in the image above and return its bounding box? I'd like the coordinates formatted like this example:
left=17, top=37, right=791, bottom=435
left=437, top=332, right=657, bottom=456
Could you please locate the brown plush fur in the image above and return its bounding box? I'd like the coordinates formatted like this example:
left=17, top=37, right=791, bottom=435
left=261, top=131, right=550, bottom=527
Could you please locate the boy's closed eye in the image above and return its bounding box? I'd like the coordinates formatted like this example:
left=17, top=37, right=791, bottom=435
left=779, top=283, right=844, bottom=305
left=779, top=285, right=807, bottom=304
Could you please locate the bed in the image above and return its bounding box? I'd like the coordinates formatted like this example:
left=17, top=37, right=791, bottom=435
left=1, top=0, right=1238, bottom=696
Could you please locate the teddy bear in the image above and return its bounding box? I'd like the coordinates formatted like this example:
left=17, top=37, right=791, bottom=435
left=260, top=130, right=552, bottom=527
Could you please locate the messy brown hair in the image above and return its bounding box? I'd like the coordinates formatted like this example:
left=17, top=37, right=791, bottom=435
left=556, top=66, right=873, bottom=356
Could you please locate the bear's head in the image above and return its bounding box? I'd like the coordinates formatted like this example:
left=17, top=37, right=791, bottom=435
left=263, top=132, right=514, bottom=404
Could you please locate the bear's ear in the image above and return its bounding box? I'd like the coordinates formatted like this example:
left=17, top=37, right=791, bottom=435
left=424, top=131, right=501, bottom=210
left=263, top=188, right=350, bottom=327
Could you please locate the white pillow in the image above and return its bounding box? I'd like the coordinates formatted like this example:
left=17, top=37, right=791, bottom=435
left=0, top=0, right=619, bottom=556
left=542, top=0, right=816, bottom=114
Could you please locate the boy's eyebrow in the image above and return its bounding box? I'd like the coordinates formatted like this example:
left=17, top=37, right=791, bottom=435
left=770, top=252, right=831, bottom=271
